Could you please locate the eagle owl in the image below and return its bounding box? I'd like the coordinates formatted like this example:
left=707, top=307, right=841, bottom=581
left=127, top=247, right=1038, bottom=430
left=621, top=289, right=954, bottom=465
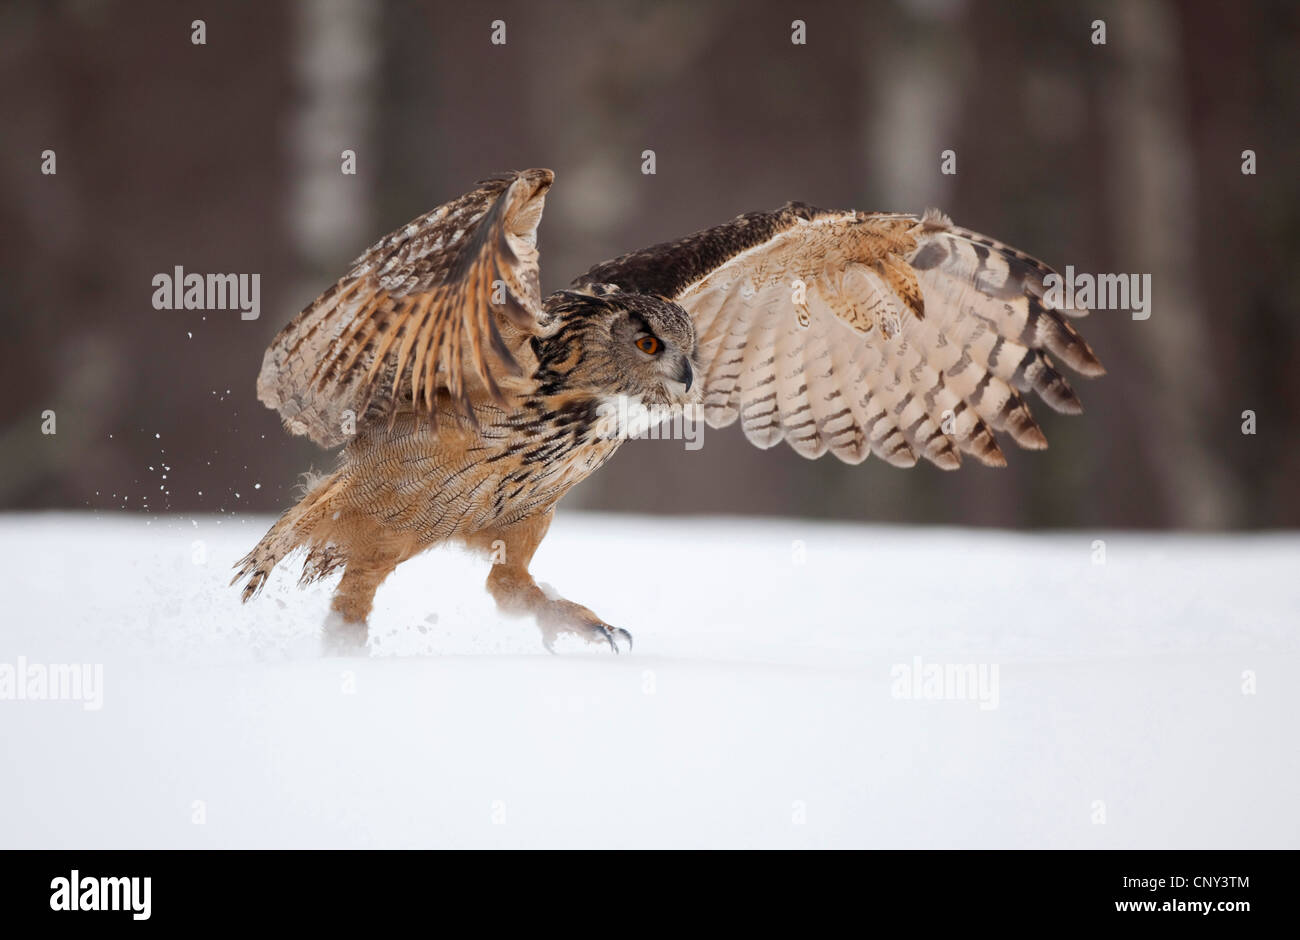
left=234, top=169, right=1103, bottom=651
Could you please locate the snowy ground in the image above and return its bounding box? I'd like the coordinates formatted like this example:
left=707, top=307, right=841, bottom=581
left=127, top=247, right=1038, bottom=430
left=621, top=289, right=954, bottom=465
left=1, top=511, right=1296, bottom=848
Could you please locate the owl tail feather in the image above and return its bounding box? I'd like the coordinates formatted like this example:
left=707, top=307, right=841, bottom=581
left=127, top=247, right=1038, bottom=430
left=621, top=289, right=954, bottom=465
left=231, top=472, right=347, bottom=602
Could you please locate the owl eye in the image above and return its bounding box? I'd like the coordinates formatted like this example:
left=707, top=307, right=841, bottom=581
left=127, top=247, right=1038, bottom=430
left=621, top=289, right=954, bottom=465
left=634, top=335, right=661, bottom=356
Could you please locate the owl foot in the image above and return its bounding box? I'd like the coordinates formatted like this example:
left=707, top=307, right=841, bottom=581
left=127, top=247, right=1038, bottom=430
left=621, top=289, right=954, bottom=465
left=321, top=609, right=368, bottom=656
left=537, top=599, right=633, bottom=654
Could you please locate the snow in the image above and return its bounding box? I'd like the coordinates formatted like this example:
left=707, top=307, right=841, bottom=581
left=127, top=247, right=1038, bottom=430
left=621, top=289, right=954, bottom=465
left=1, top=511, right=1297, bottom=848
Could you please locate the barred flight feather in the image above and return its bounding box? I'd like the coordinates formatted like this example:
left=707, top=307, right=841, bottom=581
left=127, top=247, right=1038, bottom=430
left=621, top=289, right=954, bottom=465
left=576, top=201, right=1104, bottom=470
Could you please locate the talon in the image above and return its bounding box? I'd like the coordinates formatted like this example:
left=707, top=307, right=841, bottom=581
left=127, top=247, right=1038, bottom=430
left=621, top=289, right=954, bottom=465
left=599, top=625, right=619, bottom=654
left=533, top=598, right=631, bottom=653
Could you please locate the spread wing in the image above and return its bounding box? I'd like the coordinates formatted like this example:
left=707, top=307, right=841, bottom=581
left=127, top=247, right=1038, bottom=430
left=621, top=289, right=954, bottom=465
left=257, top=168, right=555, bottom=447
left=575, top=203, right=1104, bottom=468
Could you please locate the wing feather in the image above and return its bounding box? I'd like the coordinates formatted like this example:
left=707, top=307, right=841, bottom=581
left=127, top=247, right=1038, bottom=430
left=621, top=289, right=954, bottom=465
left=257, top=169, right=555, bottom=447
left=574, top=203, right=1103, bottom=469
left=775, top=327, right=826, bottom=459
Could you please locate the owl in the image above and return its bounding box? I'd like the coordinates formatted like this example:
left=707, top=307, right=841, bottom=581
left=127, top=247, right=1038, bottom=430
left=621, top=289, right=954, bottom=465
left=234, top=169, right=1103, bottom=651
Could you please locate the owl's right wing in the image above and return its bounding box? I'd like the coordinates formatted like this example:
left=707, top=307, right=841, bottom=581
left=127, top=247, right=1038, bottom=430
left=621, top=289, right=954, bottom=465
left=576, top=203, right=1104, bottom=468
left=257, top=168, right=555, bottom=447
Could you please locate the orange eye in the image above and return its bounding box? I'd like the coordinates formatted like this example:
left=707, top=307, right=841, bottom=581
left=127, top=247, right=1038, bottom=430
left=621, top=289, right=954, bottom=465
left=635, top=336, right=661, bottom=355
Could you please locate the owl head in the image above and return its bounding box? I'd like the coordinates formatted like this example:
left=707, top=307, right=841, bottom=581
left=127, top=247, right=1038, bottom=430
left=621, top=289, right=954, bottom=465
left=544, top=289, right=700, bottom=407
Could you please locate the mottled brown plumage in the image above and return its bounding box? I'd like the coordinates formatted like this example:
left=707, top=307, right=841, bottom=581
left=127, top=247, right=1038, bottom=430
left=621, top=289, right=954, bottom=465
left=234, top=169, right=1103, bottom=651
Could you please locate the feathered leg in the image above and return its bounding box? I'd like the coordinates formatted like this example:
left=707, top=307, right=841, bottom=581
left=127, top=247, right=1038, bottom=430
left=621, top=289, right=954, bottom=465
left=470, top=509, right=631, bottom=653
left=321, top=557, right=400, bottom=653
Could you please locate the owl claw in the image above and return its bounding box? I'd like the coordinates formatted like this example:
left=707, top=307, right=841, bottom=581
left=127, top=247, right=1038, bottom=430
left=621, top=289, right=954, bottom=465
left=592, top=622, right=634, bottom=653
left=606, top=625, right=634, bottom=652
left=536, top=599, right=632, bottom=653
left=562, top=621, right=632, bottom=653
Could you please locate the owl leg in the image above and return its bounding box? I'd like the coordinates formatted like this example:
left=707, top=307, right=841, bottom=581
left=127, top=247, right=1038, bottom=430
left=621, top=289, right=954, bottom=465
left=473, top=510, right=632, bottom=653
left=322, top=557, right=398, bottom=653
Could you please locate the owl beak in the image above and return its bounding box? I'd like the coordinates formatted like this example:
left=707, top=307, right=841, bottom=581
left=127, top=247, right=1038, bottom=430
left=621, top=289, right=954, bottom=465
left=674, top=357, right=694, bottom=392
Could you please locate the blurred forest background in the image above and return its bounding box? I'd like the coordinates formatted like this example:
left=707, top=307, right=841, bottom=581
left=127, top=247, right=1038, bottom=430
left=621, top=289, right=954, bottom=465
left=1, top=0, right=1297, bottom=529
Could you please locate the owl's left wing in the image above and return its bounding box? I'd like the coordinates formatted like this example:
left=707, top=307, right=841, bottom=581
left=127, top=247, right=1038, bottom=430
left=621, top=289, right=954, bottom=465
left=575, top=204, right=1104, bottom=468
left=258, top=169, right=554, bottom=448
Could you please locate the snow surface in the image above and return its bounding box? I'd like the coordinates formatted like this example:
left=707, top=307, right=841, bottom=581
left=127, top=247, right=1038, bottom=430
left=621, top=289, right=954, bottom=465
left=1, top=511, right=1297, bottom=848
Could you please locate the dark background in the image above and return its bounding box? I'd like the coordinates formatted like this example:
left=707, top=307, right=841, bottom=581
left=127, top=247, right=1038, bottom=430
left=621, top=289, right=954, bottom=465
left=2, top=0, right=1296, bottom=529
